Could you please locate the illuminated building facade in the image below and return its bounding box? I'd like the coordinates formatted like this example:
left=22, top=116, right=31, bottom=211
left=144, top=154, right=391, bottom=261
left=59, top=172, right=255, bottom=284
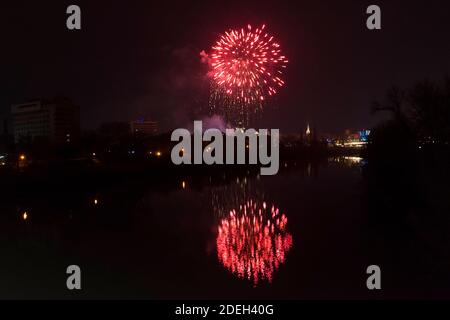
left=11, top=98, right=80, bottom=144
left=334, top=129, right=371, bottom=148
left=130, top=119, right=158, bottom=136
left=358, top=130, right=371, bottom=142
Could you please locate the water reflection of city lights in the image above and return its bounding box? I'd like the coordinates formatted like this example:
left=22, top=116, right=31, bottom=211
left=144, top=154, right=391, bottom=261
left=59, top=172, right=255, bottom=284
left=343, top=156, right=363, bottom=164
left=216, top=199, right=293, bottom=286
left=329, top=156, right=365, bottom=167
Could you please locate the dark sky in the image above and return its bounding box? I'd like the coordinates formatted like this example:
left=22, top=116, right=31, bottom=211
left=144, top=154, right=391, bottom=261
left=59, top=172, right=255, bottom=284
left=1, top=0, right=450, bottom=133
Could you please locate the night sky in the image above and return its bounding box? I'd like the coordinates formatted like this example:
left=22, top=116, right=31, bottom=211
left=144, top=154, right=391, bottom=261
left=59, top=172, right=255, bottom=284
left=2, top=0, right=450, bottom=133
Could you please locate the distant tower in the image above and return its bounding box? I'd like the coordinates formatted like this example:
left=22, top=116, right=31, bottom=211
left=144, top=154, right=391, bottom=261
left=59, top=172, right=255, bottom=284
left=306, top=123, right=311, bottom=136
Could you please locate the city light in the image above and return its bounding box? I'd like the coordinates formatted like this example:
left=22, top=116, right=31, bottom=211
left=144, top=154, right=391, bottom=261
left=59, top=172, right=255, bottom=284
left=94, top=199, right=98, bottom=205
left=156, top=151, right=162, bottom=157
left=22, top=212, right=28, bottom=220
left=343, top=141, right=366, bottom=148
left=343, top=156, right=363, bottom=164
left=19, top=154, right=26, bottom=161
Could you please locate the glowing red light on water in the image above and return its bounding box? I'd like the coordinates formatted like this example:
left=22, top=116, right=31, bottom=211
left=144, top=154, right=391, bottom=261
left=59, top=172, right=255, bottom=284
left=216, top=200, right=293, bottom=286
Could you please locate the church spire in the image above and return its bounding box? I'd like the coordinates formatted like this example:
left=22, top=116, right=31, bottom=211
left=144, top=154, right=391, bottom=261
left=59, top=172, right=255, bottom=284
left=306, top=123, right=311, bottom=135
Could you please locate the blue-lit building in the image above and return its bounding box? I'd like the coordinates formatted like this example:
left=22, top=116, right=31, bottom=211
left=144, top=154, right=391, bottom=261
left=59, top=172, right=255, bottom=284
left=358, top=130, right=371, bottom=142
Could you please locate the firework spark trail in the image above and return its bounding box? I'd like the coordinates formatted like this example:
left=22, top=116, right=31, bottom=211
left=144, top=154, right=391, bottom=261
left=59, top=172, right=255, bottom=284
left=207, top=24, right=288, bottom=126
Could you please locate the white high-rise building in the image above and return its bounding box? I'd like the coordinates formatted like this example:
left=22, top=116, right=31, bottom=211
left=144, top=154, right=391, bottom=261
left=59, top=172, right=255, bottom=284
left=11, top=98, right=80, bottom=144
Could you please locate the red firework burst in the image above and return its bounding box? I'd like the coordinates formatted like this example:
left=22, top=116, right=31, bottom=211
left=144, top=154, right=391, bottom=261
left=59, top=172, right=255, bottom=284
left=210, top=24, right=288, bottom=105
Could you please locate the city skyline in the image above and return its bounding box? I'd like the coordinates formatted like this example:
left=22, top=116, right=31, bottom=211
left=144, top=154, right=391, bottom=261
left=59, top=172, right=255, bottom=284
left=2, top=1, right=450, bottom=133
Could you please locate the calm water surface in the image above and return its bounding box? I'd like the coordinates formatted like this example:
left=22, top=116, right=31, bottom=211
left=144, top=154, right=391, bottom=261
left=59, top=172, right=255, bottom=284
left=0, top=158, right=446, bottom=299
